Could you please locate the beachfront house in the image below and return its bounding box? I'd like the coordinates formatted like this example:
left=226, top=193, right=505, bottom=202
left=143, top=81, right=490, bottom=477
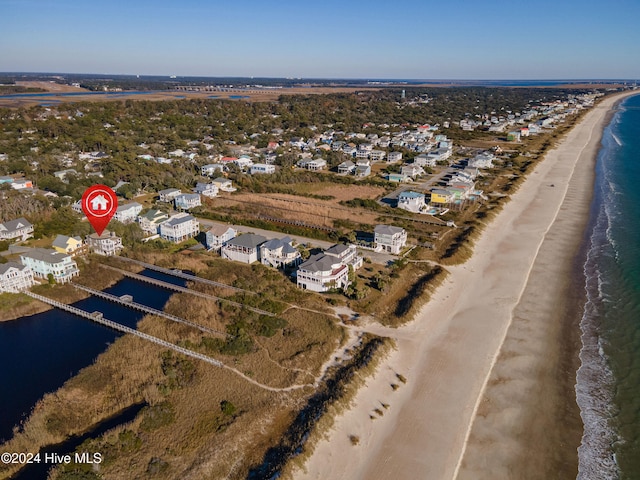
left=0, top=218, right=34, bottom=242
left=221, top=233, right=267, bottom=264
left=259, top=237, right=301, bottom=269
left=430, top=188, right=455, bottom=205
left=296, top=254, right=350, bottom=292
left=324, top=243, right=363, bottom=270
left=0, top=262, right=35, bottom=293
left=86, top=231, right=123, bottom=256
left=159, top=213, right=200, bottom=243
left=19, top=248, right=80, bottom=284
left=374, top=225, right=407, bottom=254
left=397, top=191, right=427, bottom=213
left=205, top=225, right=237, bottom=251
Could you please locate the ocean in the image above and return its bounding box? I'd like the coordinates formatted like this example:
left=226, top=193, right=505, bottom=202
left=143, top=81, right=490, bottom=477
left=577, top=93, right=640, bottom=479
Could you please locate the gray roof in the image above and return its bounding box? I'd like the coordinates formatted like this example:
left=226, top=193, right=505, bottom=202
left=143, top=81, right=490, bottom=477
left=226, top=233, right=267, bottom=249
left=298, top=254, right=338, bottom=273
left=261, top=236, right=294, bottom=252
left=159, top=188, right=181, bottom=195
left=374, top=225, right=405, bottom=236
left=117, top=202, right=142, bottom=212
left=325, top=243, right=350, bottom=256
left=0, top=262, right=28, bottom=275
left=0, top=217, right=32, bottom=233
left=52, top=234, right=82, bottom=249
left=164, top=214, right=196, bottom=227
left=20, top=248, right=71, bottom=264
left=207, top=224, right=235, bottom=237
left=139, top=209, right=167, bottom=221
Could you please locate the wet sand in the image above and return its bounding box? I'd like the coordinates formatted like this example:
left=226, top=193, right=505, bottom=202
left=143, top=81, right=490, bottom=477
left=295, top=91, right=636, bottom=480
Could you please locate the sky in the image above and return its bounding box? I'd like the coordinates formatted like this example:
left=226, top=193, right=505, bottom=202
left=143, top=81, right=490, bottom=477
left=1, top=0, right=640, bottom=80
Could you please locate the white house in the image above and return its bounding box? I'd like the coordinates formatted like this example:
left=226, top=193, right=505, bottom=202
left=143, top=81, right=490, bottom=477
left=296, top=254, right=350, bottom=292
left=201, top=164, right=225, bottom=176
left=337, top=160, right=356, bottom=174
left=400, top=164, right=426, bottom=179
left=260, top=237, right=301, bottom=269
left=0, top=262, right=35, bottom=293
left=114, top=202, right=143, bottom=224
left=158, top=188, right=182, bottom=202
left=0, top=218, right=34, bottom=242
left=387, top=151, right=402, bottom=163
left=369, top=149, right=386, bottom=162
left=469, top=152, right=495, bottom=169
left=86, top=231, right=123, bottom=256
left=205, top=224, right=237, bottom=251
left=137, top=209, right=169, bottom=235
left=324, top=243, right=363, bottom=270
left=298, top=158, right=327, bottom=171
left=194, top=182, right=218, bottom=198
left=160, top=213, right=200, bottom=243
left=174, top=193, right=202, bottom=210
left=374, top=225, right=407, bottom=254
left=250, top=163, right=276, bottom=175
left=221, top=233, right=267, bottom=264
left=414, top=154, right=436, bottom=168
left=397, top=191, right=427, bottom=213
left=19, top=248, right=79, bottom=284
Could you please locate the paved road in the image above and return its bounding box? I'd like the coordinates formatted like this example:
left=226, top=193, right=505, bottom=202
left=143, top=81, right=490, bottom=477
left=196, top=217, right=398, bottom=266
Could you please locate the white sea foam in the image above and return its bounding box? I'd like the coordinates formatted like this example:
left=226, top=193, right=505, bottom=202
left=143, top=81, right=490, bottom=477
left=576, top=202, right=619, bottom=480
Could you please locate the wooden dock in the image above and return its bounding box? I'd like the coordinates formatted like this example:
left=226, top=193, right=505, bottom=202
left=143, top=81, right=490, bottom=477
left=99, top=264, right=275, bottom=317
left=24, top=292, right=223, bottom=368
left=114, top=257, right=256, bottom=294
left=72, top=283, right=227, bottom=338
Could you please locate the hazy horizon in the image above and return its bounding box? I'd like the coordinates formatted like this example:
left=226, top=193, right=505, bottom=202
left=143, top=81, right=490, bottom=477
left=3, top=0, right=640, bottom=80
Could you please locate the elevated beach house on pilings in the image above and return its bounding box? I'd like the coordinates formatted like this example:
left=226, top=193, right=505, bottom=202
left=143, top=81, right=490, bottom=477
left=19, top=248, right=79, bottom=284
left=221, top=233, right=267, bottom=264
left=205, top=225, right=237, bottom=251
left=0, top=262, right=35, bottom=293
left=296, top=254, right=350, bottom=292
left=86, top=231, right=123, bottom=256
left=374, top=225, right=407, bottom=254
left=260, top=237, right=301, bottom=269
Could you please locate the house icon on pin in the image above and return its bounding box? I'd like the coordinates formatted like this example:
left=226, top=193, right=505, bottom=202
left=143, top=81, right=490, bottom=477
left=90, top=194, right=109, bottom=211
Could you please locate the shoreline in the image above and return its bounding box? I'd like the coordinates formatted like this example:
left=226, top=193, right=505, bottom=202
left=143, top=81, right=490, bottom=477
left=295, top=91, right=637, bottom=480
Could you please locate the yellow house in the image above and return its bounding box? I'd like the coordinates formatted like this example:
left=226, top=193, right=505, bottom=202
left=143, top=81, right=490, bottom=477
left=430, top=189, right=454, bottom=204
left=52, top=235, right=86, bottom=256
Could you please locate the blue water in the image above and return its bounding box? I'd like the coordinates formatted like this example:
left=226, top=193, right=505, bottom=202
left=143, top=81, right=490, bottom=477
left=577, top=93, right=640, bottom=479
left=0, top=275, right=179, bottom=442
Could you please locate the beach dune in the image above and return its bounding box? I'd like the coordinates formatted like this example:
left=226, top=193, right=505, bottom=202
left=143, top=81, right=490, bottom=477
left=296, top=92, right=634, bottom=480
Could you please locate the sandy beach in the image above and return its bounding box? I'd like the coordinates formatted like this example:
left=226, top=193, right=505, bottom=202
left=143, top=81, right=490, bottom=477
left=295, top=91, right=636, bottom=480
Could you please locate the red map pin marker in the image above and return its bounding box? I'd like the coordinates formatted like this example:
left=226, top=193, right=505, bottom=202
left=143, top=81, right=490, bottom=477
left=81, top=185, right=118, bottom=236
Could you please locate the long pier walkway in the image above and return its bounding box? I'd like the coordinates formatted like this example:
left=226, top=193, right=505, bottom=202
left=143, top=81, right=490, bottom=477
left=99, top=264, right=275, bottom=317
left=24, top=292, right=308, bottom=392
left=71, top=283, right=227, bottom=338
left=115, top=257, right=256, bottom=294
left=24, top=292, right=223, bottom=367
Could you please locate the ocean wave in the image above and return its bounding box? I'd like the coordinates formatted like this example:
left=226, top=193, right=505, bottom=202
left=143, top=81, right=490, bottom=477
left=576, top=196, right=620, bottom=479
